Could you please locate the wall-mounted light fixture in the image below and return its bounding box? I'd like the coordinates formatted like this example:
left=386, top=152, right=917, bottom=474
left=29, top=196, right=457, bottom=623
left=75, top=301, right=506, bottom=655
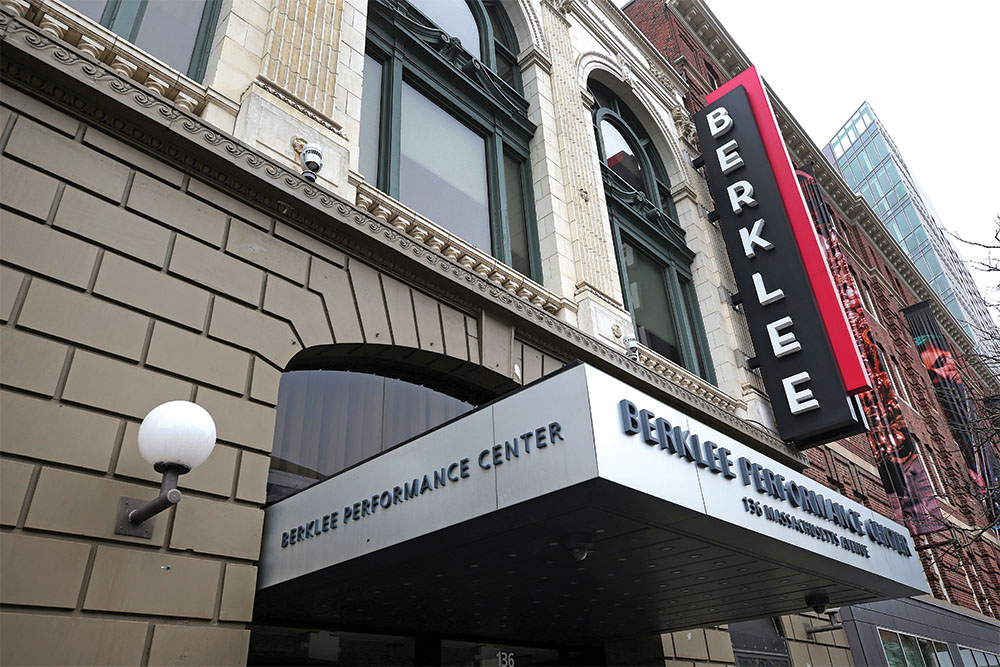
left=114, top=401, right=216, bottom=538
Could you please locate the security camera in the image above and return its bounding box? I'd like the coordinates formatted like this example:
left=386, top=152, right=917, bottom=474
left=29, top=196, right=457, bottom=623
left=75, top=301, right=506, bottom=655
left=571, top=546, right=591, bottom=562
left=623, top=335, right=639, bottom=361
left=300, top=143, right=323, bottom=181
left=805, top=592, right=830, bottom=615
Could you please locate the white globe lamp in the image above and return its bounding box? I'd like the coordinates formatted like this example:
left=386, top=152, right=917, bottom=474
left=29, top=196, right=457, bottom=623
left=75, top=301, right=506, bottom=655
left=114, top=401, right=217, bottom=537
left=138, top=400, right=217, bottom=472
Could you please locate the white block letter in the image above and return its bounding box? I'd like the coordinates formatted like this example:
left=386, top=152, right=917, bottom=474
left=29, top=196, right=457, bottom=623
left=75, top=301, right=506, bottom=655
left=740, top=218, right=774, bottom=258
left=752, top=272, right=784, bottom=306
left=716, top=139, right=744, bottom=175
left=783, top=372, right=820, bottom=415
left=727, top=180, right=757, bottom=214
left=707, top=107, right=733, bottom=138
left=766, top=316, right=801, bottom=357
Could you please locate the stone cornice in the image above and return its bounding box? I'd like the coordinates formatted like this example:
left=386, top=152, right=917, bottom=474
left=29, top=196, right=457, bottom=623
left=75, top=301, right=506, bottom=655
left=350, top=175, right=577, bottom=319
left=0, top=7, right=806, bottom=467
left=670, top=0, right=998, bottom=391
left=9, top=0, right=225, bottom=115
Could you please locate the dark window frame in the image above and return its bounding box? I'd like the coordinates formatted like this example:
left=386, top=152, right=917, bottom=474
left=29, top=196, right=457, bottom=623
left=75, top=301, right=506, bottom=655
left=590, top=79, right=715, bottom=382
left=362, top=0, right=541, bottom=281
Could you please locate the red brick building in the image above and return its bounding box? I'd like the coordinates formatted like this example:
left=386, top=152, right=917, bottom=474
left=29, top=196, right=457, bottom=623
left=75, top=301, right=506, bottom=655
left=627, top=0, right=1000, bottom=661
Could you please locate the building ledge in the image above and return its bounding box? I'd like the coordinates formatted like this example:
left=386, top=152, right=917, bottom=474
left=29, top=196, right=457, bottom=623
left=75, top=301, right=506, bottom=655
left=9, top=0, right=237, bottom=118
left=350, top=174, right=577, bottom=320
left=636, top=342, right=746, bottom=416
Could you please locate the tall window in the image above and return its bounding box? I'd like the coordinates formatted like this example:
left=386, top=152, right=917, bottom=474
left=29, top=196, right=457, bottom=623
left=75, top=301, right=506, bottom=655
left=590, top=79, right=714, bottom=382
left=64, top=0, right=220, bottom=82
left=360, top=0, right=540, bottom=280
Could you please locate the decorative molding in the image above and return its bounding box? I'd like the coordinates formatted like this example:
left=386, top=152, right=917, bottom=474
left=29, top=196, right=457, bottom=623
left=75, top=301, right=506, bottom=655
left=646, top=57, right=678, bottom=98
left=515, top=0, right=549, bottom=55
left=370, top=0, right=532, bottom=123
left=0, top=6, right=807, bottom=468
left=517, top=43, right=552, bottom=74
left=253, top=75, right=349, bottom=140
left=671, top=103, right=700, bottom=151
left=636, top=342, right=747, bottom=418
left=18, top=0, right=213, bottom=114
left=351, top=176, right=576, bottom=318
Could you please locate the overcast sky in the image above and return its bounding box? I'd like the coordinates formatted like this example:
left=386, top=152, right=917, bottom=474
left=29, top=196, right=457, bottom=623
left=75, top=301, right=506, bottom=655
left=616, top=0, right=999, bottom=307
left=700, top=0, right=1000, bottom=307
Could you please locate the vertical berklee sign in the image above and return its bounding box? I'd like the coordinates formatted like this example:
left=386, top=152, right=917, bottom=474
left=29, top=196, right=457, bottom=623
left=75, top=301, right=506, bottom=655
left=693, top=67, right=870, bottom=448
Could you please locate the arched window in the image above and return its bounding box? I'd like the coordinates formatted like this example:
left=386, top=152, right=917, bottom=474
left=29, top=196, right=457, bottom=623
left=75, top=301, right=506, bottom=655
left=360, top=0, right=540, bottom=280
left=590, top=79, right=714, bottom=382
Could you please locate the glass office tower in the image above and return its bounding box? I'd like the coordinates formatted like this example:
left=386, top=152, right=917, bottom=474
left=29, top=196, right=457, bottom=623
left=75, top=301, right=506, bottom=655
left=822, top=103, right=997, bottom=360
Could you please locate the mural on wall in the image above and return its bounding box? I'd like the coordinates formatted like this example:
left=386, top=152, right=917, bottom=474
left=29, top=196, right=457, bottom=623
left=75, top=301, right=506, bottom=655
left=904, top=302, right=1000, bottom=525
left=797, top=168, right=946, bottom=535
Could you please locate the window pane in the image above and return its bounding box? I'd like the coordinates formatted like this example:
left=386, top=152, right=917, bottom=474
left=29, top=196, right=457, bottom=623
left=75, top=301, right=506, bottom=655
left=495, top=51, right=518, bottom=90
left=382, top=376, right=472, bottom=450
left=935, top=644, right=954, bottom=667
left=504, top=154, right=530, bottom=277
left=881, top=630, right=907, bottom=667
left=960, top=648, right=976, bottom=667
left=681, top=277, right=708, bottom=376
left=269, top=370, right=474, bottom=504
left=63, top=0, right=109, bottom=22
left=409, top=0, right=481, bottom=60
left=601, top=120, right=647, bottom=195
left=359, top=54, right=383, bottom=183
left=899, top=634, right=927, bottom=667
left=486, top=4, right=516, bottom=51
left=918, top=640, right=941, bottom=667
left=400, top=82, right=490, bottom=252
left=133, top=0, right=208, bottom=74
left=622, top=240, right=680, bottom=363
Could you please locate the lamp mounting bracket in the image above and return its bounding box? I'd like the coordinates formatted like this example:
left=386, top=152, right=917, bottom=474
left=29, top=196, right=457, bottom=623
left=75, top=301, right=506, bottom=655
left=114, top=497, right=156, bottom=538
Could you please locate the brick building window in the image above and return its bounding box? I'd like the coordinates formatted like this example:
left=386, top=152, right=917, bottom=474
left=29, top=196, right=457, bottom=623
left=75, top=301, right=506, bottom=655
left=589, top=78, right=714, bottom=382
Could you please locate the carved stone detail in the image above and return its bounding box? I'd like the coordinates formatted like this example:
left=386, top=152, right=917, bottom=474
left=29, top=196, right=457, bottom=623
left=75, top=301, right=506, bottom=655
left=174, top=91, right=198, bottom=112
left=0, top=0, right=30, bottom=17
left=13, top=0, right=211, bottom=114
left=541, top=0, right=622, bottom=305
left=144, top=73, right=171, bottom=96
left=252, top=75, right=348, bottom=140
left=110, top=55, right=137, bottom=79
left=75, top=34, right=105, bottom=60
left=37, top=15, right=68, bottom=39
left=672, top=104, right=700, bottom=151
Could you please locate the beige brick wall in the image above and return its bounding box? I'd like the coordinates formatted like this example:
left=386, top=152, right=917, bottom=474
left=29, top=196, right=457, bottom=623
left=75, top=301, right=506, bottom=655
left=0, top=92, right=264, bottom=664
left=0, top=80, right=543, bottom=664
